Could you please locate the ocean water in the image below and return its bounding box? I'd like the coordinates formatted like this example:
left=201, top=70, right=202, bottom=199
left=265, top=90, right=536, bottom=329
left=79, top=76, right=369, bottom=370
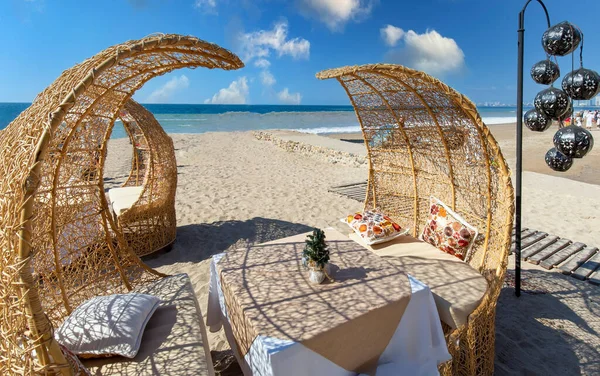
left=0, top=102, right=594, bottom=139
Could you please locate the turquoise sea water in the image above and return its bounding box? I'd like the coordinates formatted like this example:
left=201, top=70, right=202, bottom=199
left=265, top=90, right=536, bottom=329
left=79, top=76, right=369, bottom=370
left=1, top=102, right=596, bottom=139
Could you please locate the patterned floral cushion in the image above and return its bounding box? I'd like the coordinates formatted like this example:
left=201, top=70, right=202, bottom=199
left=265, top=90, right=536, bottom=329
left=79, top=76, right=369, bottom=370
left=342, top=210, right=409, bottom=245
left=58, top=344, right=92, bottom=375
left=420, top=197, right=478, bottom=261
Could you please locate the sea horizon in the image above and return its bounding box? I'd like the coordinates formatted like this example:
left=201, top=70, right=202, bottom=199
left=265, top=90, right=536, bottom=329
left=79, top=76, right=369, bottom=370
left=2, top=102, right=599, bottom=139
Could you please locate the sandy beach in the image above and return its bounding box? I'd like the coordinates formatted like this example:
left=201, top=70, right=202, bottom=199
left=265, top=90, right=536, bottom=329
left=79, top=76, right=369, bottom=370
left=104, top=129, right=600, bottom=375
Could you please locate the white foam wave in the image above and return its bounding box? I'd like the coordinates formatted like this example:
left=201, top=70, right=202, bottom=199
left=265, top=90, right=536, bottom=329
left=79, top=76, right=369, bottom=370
left=482, top=116, right=516, bottom=124
left=218, top=111, right=354, bottom=117
left=294, top=117, right=517, bottom=134
left=157, top=118, right=207, bottom=121
left=293, top=126, right=362, bottom=134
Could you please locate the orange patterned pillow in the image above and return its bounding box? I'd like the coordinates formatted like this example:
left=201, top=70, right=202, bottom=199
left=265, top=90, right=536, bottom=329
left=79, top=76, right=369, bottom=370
left=342, top=210, right=409, bottom=245
left=420, top=197, right=478, bottom=261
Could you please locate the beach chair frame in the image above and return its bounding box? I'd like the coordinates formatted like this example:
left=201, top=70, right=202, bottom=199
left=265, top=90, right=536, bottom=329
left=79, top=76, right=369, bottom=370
left=0, top=34, right=243, bottom=375
left=318, top=64, right=515, bottom=376
left=112, top=99, right=178, bottom=257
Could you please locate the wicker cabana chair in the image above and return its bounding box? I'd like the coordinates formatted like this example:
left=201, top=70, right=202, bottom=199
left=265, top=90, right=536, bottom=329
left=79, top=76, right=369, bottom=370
left=108, top=100, right=177, bottom=257
left=0, top=34, right=243, bottom=375
left=317, top=64, right=514, bottom=376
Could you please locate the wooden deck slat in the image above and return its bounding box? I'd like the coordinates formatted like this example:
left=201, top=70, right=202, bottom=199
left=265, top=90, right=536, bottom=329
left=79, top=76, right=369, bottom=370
left=527, top=236, right=573, bottom=269
left=329, top=182, right=368, bottom=202
left=540, top=239, right=585, bottom=269
left=512, top=227, right=528, bottom=235
left=329, top=181, right=367, bottom=189
left=588, top=269, right=600, bottom=285
left=571, top=249, right=600, bottom=280
left=511, top=229, right=536, bottom=243
left=511, top=231, right=546, bottom=254
left=522, top=232, right=548, bottom=248
left=559, top=246, right=597, bottom=275
left=343, top=190, right=364, bottom=195
left=338, top=189, right=366, bottom=195
left=522, top=236, right=559, bottom=261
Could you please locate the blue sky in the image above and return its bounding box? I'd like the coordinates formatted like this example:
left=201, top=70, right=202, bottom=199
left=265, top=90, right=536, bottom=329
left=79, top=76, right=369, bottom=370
left=1, top=0, right=599, bottom=105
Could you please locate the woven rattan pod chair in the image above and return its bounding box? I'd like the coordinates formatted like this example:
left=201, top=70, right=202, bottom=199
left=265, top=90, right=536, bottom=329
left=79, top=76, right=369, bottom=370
left=317, top=64, right=514, bottom=376
left=0, top=34, right=243, bottom=375
left=109, top=100, right=177, bottom=257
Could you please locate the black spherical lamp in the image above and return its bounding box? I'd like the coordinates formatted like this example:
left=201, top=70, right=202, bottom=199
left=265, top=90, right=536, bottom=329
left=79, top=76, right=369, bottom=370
left=542, top=21, right=582, bottom=56
left=524, top=108, right=551, bottom=131
left=545, top=147, right=573, bottom=171
left=553, top=125, right=594, bottom=158
left=534, top=87, right=571, bottom=120
left=561, top=68, right=600, bottom=100
left=557, top=100, right=572, bottom=123
left=530, top=59, right=560, bottom=85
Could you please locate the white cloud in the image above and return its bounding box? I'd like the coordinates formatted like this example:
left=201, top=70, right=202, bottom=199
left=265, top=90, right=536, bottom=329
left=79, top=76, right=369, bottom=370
left=298, top=0, right=374, bottom=31
left=146, top=75, right=189, bottom=103
left=260, top=70, right=276, bottom=87
left=384, top=28, right=465, bottom=76
left=204, top=77, right=249, bottom=104
left=277, top=88, right=302, bottom=105
left=254, top=58, right=271, bottom=68
left=194, top=0, right=217, bottom=13
left=239, top=20, right=310, bottom=62
left=380, top=24, right=404, bottom=47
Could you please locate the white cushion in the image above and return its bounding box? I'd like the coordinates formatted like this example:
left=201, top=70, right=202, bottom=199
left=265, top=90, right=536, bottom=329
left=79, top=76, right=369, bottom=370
left=55, top=293, right=160, bottom=358
left=108, top=186, right=143, bottom=216
left=81, top=274, right=215, bottom=376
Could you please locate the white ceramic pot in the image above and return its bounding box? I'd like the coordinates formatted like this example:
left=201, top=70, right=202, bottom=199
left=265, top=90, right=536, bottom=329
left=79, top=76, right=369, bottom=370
left=308, top=267, right=326, bottom=284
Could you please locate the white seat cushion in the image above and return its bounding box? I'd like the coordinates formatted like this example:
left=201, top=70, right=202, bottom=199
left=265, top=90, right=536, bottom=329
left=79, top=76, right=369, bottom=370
left=55, top=293, right=160, bottom=358
left=350, top=233, right=488, bottom=329
left=108, top=186, right=143, bottom=216
left=82, top=274, right=215, bottom=376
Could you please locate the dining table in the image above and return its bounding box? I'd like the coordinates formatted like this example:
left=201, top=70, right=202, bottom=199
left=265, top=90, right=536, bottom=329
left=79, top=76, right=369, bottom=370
left=206, top=228, right=450, bottom=376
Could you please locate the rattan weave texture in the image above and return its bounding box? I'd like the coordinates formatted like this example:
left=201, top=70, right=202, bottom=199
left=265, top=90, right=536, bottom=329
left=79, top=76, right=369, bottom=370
left=116, top=99, right=177, bottom=257
left=318, top=64, right=514, bottom=376
left=0, top=34, right=243, bottom=375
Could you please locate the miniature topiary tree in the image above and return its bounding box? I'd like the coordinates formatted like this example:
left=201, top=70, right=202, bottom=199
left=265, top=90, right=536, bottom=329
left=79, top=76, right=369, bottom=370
left=304, top=228, right=330, bottom=269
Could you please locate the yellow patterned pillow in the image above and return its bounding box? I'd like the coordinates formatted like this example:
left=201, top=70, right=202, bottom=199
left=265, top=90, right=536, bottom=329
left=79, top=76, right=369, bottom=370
left=342, top=210, right=409, bottom=245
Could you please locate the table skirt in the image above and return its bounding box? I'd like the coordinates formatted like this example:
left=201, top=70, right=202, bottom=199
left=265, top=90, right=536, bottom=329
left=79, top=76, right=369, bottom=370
left=207, top=253, right=450, bottom=376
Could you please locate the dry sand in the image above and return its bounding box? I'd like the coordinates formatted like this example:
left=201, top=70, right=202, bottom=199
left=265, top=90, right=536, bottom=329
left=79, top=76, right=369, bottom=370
left=105, top=130, right=599, bottom=375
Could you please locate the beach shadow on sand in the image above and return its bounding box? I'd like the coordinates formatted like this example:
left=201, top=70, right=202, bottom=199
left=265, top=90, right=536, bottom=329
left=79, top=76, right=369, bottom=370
left=144, top=217, right=314, bottom=266
left=495, top=269, right=599, bottom=375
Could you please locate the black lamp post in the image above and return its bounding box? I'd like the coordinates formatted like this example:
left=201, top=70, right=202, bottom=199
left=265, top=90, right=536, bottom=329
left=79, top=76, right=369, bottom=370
left=516, top=1, right=598, bottom=297
left=515, top=0, right=551, bottom=297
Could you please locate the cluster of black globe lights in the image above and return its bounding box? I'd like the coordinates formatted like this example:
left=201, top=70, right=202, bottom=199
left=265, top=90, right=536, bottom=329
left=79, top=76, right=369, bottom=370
left=524, top=21, right=600, bottom=172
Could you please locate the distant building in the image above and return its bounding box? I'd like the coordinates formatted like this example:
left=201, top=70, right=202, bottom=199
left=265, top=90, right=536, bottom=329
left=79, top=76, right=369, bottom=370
left=574, top=99, right=592, bottom=107
left=595, top=96, right=600, bottom=107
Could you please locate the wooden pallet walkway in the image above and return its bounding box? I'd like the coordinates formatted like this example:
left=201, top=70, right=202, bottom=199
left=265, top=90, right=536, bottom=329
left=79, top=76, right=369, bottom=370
left=328, top=181, right=368, bottom=202
left=329, top=181, right=600, bottom=285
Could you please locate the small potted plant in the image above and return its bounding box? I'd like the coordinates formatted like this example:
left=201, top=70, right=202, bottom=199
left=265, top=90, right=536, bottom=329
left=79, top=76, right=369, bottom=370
left=303, top=228, right=333, bottom=284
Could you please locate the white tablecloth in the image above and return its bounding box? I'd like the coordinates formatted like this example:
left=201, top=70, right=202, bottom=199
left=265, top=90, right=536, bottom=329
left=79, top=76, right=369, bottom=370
left=207, top=253, right=450, bottom=375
